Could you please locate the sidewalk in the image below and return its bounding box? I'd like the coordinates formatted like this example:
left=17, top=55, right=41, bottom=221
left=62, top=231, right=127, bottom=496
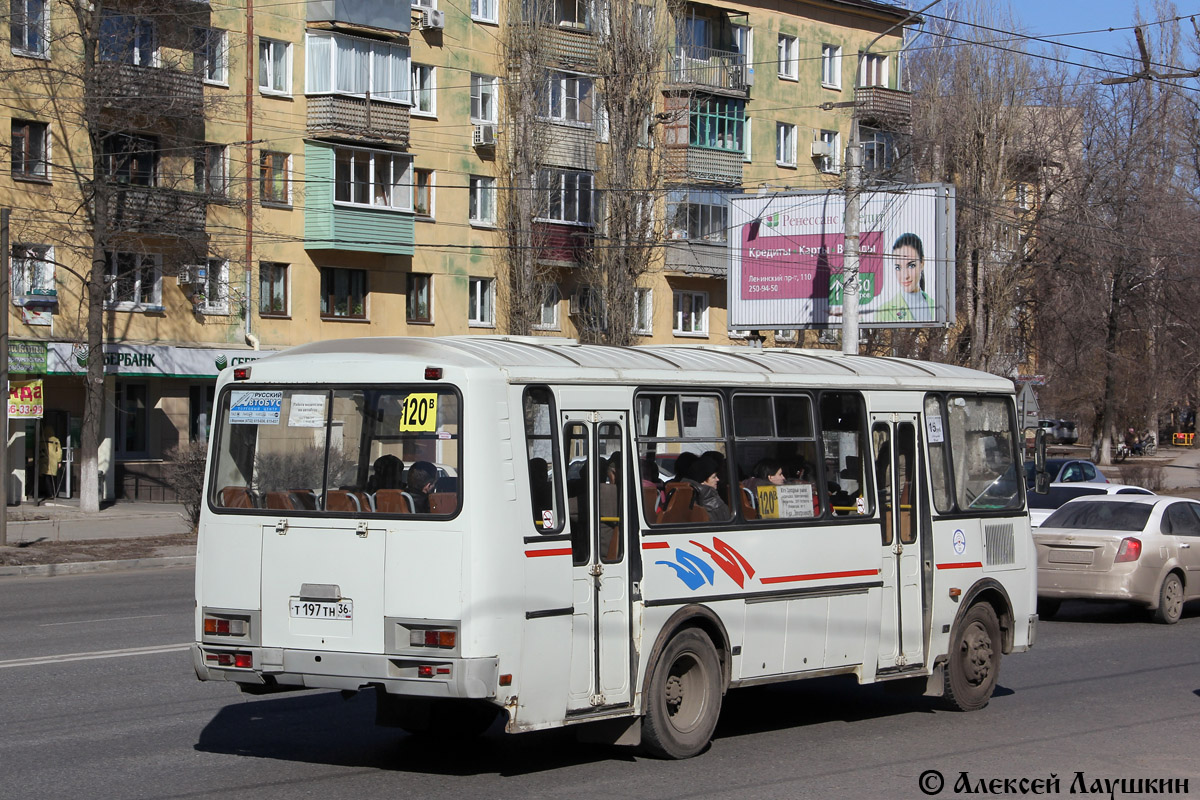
left=4, top=496, right=194, bottom=544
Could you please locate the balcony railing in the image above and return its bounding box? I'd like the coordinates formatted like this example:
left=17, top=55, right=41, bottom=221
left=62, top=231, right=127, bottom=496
left=855, top=86, right=912, bottom=131
left=106, top=186, right=208, bottom=233
left=666, top=46, right=749, bottom=94
left=95, top=63, right=204, bottom=118
left=308, top=95, right=410, bottom=147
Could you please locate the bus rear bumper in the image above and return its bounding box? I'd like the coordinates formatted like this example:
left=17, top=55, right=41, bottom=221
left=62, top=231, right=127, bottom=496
left=192, top=643, right=499, bottom=699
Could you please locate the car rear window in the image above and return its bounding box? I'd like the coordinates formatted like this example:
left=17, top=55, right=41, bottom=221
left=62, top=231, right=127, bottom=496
left=1041, top=500, right=1153, bottom=531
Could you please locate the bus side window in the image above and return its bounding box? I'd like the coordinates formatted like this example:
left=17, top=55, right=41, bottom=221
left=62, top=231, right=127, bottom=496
left=523, top=387, right=564, bottom=534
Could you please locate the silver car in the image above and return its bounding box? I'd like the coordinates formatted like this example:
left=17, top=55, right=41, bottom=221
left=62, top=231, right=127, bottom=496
left=1034, top=495, right=1200, bottom=623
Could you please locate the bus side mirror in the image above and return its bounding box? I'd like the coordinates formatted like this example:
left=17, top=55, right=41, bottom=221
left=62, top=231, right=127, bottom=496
left=1033, top=428, right=1049, bottom=494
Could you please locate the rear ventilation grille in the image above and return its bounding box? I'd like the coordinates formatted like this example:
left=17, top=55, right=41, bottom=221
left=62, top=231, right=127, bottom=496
left=984, top=523, right=1015, bottom=565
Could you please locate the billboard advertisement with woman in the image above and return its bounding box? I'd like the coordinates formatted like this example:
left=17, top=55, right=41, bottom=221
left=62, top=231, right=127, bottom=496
left=728, top=184, right=955, bottom=330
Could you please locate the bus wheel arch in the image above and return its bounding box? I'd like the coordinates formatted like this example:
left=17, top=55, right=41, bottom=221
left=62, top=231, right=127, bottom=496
left=641, top=605, right=732, bottom=696
left=958, top=579, right=1015, bottom=655
left=942, top=580, right=1012, bottom=712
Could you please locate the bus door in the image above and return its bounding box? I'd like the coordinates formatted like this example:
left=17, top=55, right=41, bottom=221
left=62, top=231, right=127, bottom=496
left=562, top=411, right=632, bottom=712
left=871, top=414, right=926, bottom=670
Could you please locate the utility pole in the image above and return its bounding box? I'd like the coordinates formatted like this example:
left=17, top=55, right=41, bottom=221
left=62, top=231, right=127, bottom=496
left=1, top=208, right=9, bottom=545
left=841, top=0, right=942, bottom=355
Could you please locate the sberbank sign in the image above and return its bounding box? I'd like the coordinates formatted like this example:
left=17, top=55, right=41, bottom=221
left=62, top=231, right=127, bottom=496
left=49, top=343, right=272, bottom=378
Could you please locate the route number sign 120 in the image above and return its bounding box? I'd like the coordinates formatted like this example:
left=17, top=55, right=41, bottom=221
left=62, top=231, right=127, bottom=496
left=398, top=393, right=438, bottom=432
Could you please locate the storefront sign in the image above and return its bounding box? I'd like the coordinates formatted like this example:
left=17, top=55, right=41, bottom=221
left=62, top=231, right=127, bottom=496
left=47, top=343, right=276, bottom=378
left=9, top=340, right=48, bottom=374
left=8, top=379, right=44, bottom=418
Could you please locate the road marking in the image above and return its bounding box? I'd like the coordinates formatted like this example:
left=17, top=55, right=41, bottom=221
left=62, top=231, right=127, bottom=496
left=39, top=614, right=167, bottom=627
left=0, top=643, right=191, bottom=669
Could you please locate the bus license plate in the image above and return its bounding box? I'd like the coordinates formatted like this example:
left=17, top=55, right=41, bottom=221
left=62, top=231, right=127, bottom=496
left=289, top=598, right=353, bottom=620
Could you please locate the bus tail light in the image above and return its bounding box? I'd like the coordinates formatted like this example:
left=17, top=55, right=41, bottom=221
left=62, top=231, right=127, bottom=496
left=424, top=367, right=443, bottom=380
left=1115, top=537, right=1142, bottom=563
left=205, top=651, right=253, bottom=669
left=410, top=628, right=456, bottom=648
left=416, top=665, right=451, bottom=678
left=203, top=614, right=248, bottom=637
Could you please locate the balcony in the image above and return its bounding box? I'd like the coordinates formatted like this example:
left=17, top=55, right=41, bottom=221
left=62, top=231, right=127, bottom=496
left=660, top=95, right=744, bottom=185
left=94, top=63, right=204, bottom=119
left=106, top=186, right=208, bottom=233
left=308, top=95, right=410, bottom=147
left=542, top=24, right=600, bottom=70
left=855, top=86, right=912, bottom=132
left=536, top=222, right=591, bottom=266
left=308, top=0, right=410, bottom=33
left=665, top=46, right=749, bottom=96
left=304, top=143, right=415, bottom=255
left=664, top=239, right=727, bottom=276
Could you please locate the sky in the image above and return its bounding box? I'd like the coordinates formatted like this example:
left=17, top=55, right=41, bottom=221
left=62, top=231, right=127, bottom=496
left=945, top=0, right=1200, bottom=76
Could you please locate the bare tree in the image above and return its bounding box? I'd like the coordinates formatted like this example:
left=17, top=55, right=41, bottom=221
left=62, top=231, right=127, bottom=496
left=2, top=0, right=231, bottom=511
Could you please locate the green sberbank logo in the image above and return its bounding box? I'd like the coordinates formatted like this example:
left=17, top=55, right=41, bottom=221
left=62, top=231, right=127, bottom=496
left=215, top=354, right=228, bottom=370
left=73, top=344, right=89, bottom=368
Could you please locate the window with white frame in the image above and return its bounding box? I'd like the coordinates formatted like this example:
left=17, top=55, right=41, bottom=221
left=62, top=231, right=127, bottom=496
left=407, top=273, right=432, bottom=322
left=260, top=262, right=288, bottom=315
left=411, top=63, right=435, bottom=115
left=732, top=24, right=752, bottom=58
left=11, top=244, right=54, bottom=301
left=472, top=0, right=498, bottom=23
left=334, top=147, right=412, bottom=210
left=471, top=74, right=498, bottom=122
left=538, top=169, right=593, bottom=225
left=633, top=287, right=652, bottom=335
left=104, top=251, right=161, bottom=310
left=821, top=44, right=841, bottom=88
left=468, top=277, right=495, bottom=326
left=412, top=0, right=435, bottom=7
left=194, top=144, right=227, bottom=196
left=260, top=151, right=290, bottom=204
left=305, top=33, right=408, bottom=103
left=667, top=190, right=728, bottom=242
left=11, top=119, right=48, bottom=180
left=774, top=329, right=798, bottom=343
left=469, top=175, right=496, bottom=225
left=535, top=284, right=560, bottom=330
left=673, top=290, right=708, bottom=335
left=200, top=258, right=229, bottom=314
left=193, top=27, right=228, bottom=84
left=776, top=122, right=796, bottom=167
left=777, top=34, right=797, bottom=80
left=11, top=0, right=48, bottom=57
left=100, top=12, right=156, bottom=66
left=414, top=168, right=434, bottom=217
left=556, top=0, right=591, bottom=29
left=817, top=129, right=840, bottom=173
left=861, top=126, right=894, bottom=173
left=859, top=52, right=887, bottom=87
left=543, top=72, right=593, bottom=125
left=259, top=37, right=291, bottom=94
left=1015, top=182, right=1031, bottom=210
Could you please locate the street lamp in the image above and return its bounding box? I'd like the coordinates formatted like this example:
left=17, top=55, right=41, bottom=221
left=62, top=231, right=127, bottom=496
left=840, top=0, right=943, bottom=355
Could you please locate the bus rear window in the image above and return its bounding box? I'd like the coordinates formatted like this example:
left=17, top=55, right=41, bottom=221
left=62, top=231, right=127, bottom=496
left=209, top=386, right=461, bottom=516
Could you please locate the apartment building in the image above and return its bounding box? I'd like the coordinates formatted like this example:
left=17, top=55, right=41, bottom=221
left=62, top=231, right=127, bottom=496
left=1, top=0, right=913, bottom=501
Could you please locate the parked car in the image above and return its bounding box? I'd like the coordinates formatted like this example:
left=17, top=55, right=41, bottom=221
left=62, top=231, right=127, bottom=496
left=1033, top=494, right=1200, bottom=623
left=1028, top=481, right=1154, bottom=527
left=1024, top=458, right=1107, bottom=488
left=1038, top=419, right=1079, bottom=445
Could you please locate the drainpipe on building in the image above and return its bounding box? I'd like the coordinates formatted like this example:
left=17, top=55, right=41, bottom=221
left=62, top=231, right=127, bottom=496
left=244, top=0, right=257, bottom=352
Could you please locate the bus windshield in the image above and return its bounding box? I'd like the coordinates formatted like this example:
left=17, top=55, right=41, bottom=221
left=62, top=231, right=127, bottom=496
left=208, top=385, right=461, bottom=516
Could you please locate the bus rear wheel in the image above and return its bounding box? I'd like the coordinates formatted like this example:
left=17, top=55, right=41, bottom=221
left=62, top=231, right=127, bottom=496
left=641, top=628, right=722, bottom=759
left=943, top=603, right=1001, bottom=712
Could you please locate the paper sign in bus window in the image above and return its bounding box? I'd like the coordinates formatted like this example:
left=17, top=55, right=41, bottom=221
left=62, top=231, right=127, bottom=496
left=288, top=394, right=327, bottom=428
left=230, top=390, right=283, bottom=425
left=398, top=393, right=438, bottom=432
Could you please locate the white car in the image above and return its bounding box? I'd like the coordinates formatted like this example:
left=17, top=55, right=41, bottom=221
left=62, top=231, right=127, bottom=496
left=1029, top=481, right=1154, bottom=527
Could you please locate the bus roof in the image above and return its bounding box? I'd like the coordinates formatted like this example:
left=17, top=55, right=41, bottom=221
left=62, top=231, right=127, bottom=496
left=242, top=336, right=1014, bottom=393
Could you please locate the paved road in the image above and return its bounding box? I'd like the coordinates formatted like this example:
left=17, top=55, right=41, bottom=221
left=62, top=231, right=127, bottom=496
left=2, top=568, right=1198, bottom=800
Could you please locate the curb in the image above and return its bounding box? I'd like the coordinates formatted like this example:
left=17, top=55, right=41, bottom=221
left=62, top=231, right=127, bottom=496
left=0, top=555, right=196, bottom=579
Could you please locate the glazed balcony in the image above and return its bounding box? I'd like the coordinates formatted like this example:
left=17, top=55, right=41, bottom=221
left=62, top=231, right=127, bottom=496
left=308, top=0, right=411, bottom=32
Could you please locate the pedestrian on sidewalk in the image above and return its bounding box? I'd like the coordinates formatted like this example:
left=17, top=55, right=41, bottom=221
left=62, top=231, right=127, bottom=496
left=39, top=426, right=63, bottom=501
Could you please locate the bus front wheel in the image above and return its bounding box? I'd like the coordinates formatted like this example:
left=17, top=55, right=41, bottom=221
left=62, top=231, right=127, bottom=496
left=641, top=628, right=722, bottom=759
left=942, top=603, right=1001, bottom=712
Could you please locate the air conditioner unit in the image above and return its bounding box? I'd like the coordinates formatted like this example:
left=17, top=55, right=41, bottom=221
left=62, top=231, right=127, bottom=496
left=178, top=264, right=207, bottom=285
left=419, top=9, right=445, bottom=30
left=472, top=123, right=497, bottom=147
left=811, top=140, right=834, bottom=158
left=743, top=67, right=755, bottom=87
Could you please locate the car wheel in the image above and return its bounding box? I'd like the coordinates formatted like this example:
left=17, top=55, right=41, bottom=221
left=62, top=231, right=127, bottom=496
left=1151, top=573, right=1184, bottom=625
left=1036, top=598, right=1061, bottom=620
left=943, top=603, right=1001, bottom=712
left=641, top=628, right=722, bottom=759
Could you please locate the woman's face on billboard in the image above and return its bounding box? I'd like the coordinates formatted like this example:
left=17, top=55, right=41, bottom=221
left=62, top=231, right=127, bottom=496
left=893, top=244, right=924, bottom=294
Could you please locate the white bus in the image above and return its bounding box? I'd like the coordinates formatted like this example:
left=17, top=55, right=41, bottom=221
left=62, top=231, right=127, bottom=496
left=193, top=336, right=1036, bottom=758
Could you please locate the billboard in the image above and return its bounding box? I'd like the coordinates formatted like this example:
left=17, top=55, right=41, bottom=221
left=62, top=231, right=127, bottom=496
left=728, top=184, right=955, bottom=330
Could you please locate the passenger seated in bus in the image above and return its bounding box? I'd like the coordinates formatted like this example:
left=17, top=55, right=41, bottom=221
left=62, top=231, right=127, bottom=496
left=368, top=454, right=404, bottom=492
left=829, top=482, right=855, bottom=515
left=749, top=458, right=786, bottom=488
left=684, top=455, right=731, bottom=522
left=701, top=450, right=730, bottom=504
left=640, top=456, right=666, bottom=514
left=605, top=452, right=622, bottom=484
left=671, top=452, right=697, bottom=483
left=406, top=461, right=438, bottom=513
